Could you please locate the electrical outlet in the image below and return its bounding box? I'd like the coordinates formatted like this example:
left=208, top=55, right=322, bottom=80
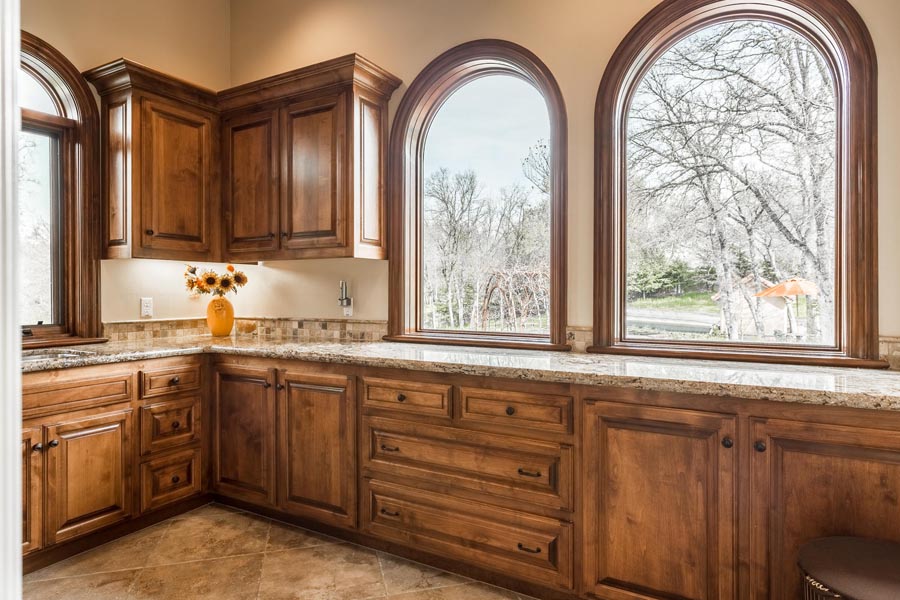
left=140, top=297, right=153, bottom=318
left=343, top=305, right=353, bottom=317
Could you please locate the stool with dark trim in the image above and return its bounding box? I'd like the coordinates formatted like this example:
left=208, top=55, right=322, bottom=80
left=798, top=537, right=900, bottom=599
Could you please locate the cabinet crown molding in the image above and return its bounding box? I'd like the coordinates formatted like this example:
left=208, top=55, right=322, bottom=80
left=83, top=58, right=218, bottom=110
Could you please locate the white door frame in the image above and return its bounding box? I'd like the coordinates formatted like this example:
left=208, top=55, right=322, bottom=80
left=0, top=0, right=22, bottom=596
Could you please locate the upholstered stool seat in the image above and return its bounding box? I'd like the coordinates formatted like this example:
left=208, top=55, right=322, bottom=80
left=798, top=537, right=900, bottom=599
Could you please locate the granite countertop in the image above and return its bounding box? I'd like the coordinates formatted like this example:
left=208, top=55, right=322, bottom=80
left=21, top=335, right=900, bottom=412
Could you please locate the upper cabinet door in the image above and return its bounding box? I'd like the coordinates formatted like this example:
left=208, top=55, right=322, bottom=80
left=223, top=109, right=280, bottom=258
left=281, top=93, right=347, bottom=255
left=140, top=97, right=214, bottom=256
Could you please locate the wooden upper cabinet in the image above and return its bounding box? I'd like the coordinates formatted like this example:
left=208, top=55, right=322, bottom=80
left=583, top=401, right=737, bottom=600
left=218, top=54, right=401, bottom=261
left=84, top=59, right=220, bottom=261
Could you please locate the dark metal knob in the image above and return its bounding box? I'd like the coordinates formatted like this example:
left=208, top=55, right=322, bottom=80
left=721, top=437, right=734, bottom=449
left=263, top=382, right=272, bottom=388
left=276, top=383, right=285, bottom=391
left=32, top=443, right=43, bottom=452
left=47, top=440, right=59, bottom=448
left=517, top=468, right=542, bottom=478
left=169, top=376, right=180, bottom=386
left=380, top=508, right=400, bottom=517
left=281, top=232, right=289, bottom=238
left=171, top=421, right=181, bottom=430
left=145, top=229, right=154, bottom=236
left=267, top=232, right=275, bottom=239
left=754, top=441, right=767, bottom=453
left=517, top=543, right=541, bottom=554
left=171, top=475, right=180, bottom=484
left=396, top=394, right=406, bottom=402
left=505, top=406, right=516, bottom=416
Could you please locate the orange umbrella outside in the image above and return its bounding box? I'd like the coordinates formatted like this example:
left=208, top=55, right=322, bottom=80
left=755, top=277, right=819, bottom=298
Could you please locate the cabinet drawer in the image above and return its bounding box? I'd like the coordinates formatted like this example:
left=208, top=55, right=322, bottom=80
left=362, top=377, right=451, bottom=418
left=23, top=373, right=132, bottom=417
left=140, top=396, right=201, bottom=455
left=363, top=479, right=573, bottom=590
left=140, top=364, right=201, bottom=399
left=363, top=417, right=573, bottom=511
left=140, top=448, right=202, bottom=512
left=459, top=387, right=573, bottom=435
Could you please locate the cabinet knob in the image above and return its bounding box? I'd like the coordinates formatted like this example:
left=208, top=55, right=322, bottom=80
left=171, top=475, right=180, bottom=484
left=276, top=383, right=285, bottom=391
left=380, top=508, right=400, bottom=517
left=281, top=232, right=289, bottom=239
left=721, top=437, right=734, bottom=449
left=263, top=382, right=272, bottom=389
left=145, top=229, right=154, bottom=236
left=754, top=441, right=767, bottom=453
left=267, top=232, right=275, bottom=239
left=396, top=393, right=406, bottom=402
left=171, top=421, right=181, bottom=430
left=517, top=543, right=541, bottom=554
left=47, top=440, right=59, bottom=448
left=31, top=443, right=43, bottom=452
left=169, top=376, right=180, bottom=386
left=505, top=406, right=516, bottom=416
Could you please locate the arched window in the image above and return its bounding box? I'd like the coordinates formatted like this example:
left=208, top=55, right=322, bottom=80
left=19, top=31, right=100, bottom=346
left=387, top=40, right=568, bottom=349
left=593, top=0, right=879, bottom=366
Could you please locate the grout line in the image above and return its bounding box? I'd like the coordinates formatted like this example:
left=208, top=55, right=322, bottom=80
left=375, top=549, right=389, bottom=596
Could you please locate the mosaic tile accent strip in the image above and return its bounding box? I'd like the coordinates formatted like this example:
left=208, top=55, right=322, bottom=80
left=102, top=318, right=388, bottom=344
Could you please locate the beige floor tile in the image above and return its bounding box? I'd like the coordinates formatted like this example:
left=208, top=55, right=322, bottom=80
left=129, top=554, right=264, bottom=600
left=145, top=504, right=270, bottom=566
left=22, top=569, right=139, bottom=600
left=24, top=522, right=170, bottom=582
left=266, top=519, right=340, bottom=552
left=377, top=552, right=470, bottom=595
left=387, top=582, right=538, bottom=600
left=257, top=543, right=387, bottom=600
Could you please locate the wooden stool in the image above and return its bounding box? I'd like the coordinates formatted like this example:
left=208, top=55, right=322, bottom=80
left=798, top=537, right=900, bottom=599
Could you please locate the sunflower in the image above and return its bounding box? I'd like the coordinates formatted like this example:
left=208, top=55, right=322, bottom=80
left=232, top=271, right=248, bottom=287
left=200, top=271, right=219, bottom=288
left=218, top=275, right=235, bottom=293
left=185, top=278, right=197, bottom=292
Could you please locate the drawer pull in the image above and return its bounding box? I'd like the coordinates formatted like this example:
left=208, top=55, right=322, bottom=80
left=517, top=468, right=542, bottom=478
left=517, top=543, right=541, bottom=554
left=169, top=375, right=180, bottom=386
left=47, top=440, right=59, bottom=448
left=171, top=421, right=181, bottom=430
left=380, top=508, right=401, bottom=517
left=171, top=475, right=181, bottom=484
left=396, top=393, right=407, bottom=402
left=380, top=444, right=400, bottom=453
left=505, top=406, right=516, bottom=416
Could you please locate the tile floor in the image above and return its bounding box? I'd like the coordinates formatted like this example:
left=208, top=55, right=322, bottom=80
left=23, top=503, right=539, bottom=600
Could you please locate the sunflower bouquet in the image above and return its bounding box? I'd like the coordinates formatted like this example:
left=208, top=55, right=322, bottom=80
left=184, top=264, right=248, bottom=296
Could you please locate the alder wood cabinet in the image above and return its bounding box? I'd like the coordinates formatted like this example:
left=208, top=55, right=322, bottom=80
left=84, top=60, right=220, bottom=261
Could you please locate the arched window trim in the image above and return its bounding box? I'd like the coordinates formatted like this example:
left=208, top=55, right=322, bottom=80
left=591, top=0, right=881, bottom=367
left=20, top=31, right=101, bottom=347
left=387, top=39, right=569, bottom=350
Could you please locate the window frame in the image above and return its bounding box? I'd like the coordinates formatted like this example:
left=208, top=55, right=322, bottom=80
left=20, top=31, right=102, bottom=348
left=386, top=39, right=569, bottom=350
left=591, top=0, right=881, bottom=367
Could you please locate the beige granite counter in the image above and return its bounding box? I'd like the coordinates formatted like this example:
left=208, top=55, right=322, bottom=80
left=21, top=335, right=900, bottom=412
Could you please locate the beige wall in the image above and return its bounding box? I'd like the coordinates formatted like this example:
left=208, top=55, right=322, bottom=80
left=22, top=0, right=900, bottom=335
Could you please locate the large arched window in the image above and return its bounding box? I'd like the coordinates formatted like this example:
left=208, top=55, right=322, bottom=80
left=19, top=32, right=100, bottom=346
left=387, top=40, right=568, bottom=349
left=592, top=0, right=879, bottom=366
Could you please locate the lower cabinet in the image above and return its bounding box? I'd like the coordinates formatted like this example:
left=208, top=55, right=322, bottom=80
left=44, top=409, right=134, bottom=545
left=582, top=401, right=737, bottom=600
left=277, top=370, right=356, bottom=528
left=21, top=426, right=43, bottom=555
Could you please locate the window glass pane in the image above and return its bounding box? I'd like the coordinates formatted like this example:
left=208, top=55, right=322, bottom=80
left=421, top=75, right=552, bottom=334
left=625, top=21, right=836, bottom=346
left=18, top=129, right=61, bottom=326
left=18, top=68, right=59, bottom=115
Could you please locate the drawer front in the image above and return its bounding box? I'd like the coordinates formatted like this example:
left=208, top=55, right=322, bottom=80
left=364, top=417, right=572, bottom=511
left=140, top=396, right=201, bottom=455
left=140, top=448, right=202, bottom=512
left=23, top=374, right=132, bottom=417
left=140, top=364, right=201, bottom=399
left=363, top=479, right=573, bottom=590
left=459, top=387, right=573, bottom=435
left=362, top=377, right=451, bottom=418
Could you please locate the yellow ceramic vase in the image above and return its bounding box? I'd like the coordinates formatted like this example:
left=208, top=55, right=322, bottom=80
left=207, top=296, right=235, bottom=337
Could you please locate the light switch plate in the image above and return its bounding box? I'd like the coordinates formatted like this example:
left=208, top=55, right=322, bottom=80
left=140, top=297, right=153, bottom=318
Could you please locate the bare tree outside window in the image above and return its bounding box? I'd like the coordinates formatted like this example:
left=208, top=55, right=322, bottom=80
left=421, top=75, right=552, bottom=334
left=625, top=21, right=837, bottom=346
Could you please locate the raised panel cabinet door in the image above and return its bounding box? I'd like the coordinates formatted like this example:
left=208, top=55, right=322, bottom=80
left=583, top=401, right=737, bottom=600
left=140, top=97, right=214, bottom=256
left=223, top=109, right=280, bottom=258
left=749, top=418, right=900, bottom=600
left=281, top=93, right=347, bottom=253
left=21, top=425, right=43, bottom=555
left=277, top=370, right=356, bottom=528
left=44, top=409, right=133, bottom=545
left=212, top=365, right=277, bottom=507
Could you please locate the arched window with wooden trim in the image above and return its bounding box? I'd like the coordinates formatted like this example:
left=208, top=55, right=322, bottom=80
left=19, top=31, right=100, bottom=346
left=387, top=39, right=568, bottom=350
left=592, top=0, right=880, bottom=366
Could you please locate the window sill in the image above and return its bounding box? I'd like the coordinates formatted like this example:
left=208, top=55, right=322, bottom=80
left=383, top=333, right=571, bottom=352
left=22, top=336, right=107, bottom=350
left=587, top=342, right=889, bottom=369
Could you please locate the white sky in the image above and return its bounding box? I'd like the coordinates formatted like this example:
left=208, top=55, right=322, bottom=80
left=423, top=74, right=550, bottom=197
